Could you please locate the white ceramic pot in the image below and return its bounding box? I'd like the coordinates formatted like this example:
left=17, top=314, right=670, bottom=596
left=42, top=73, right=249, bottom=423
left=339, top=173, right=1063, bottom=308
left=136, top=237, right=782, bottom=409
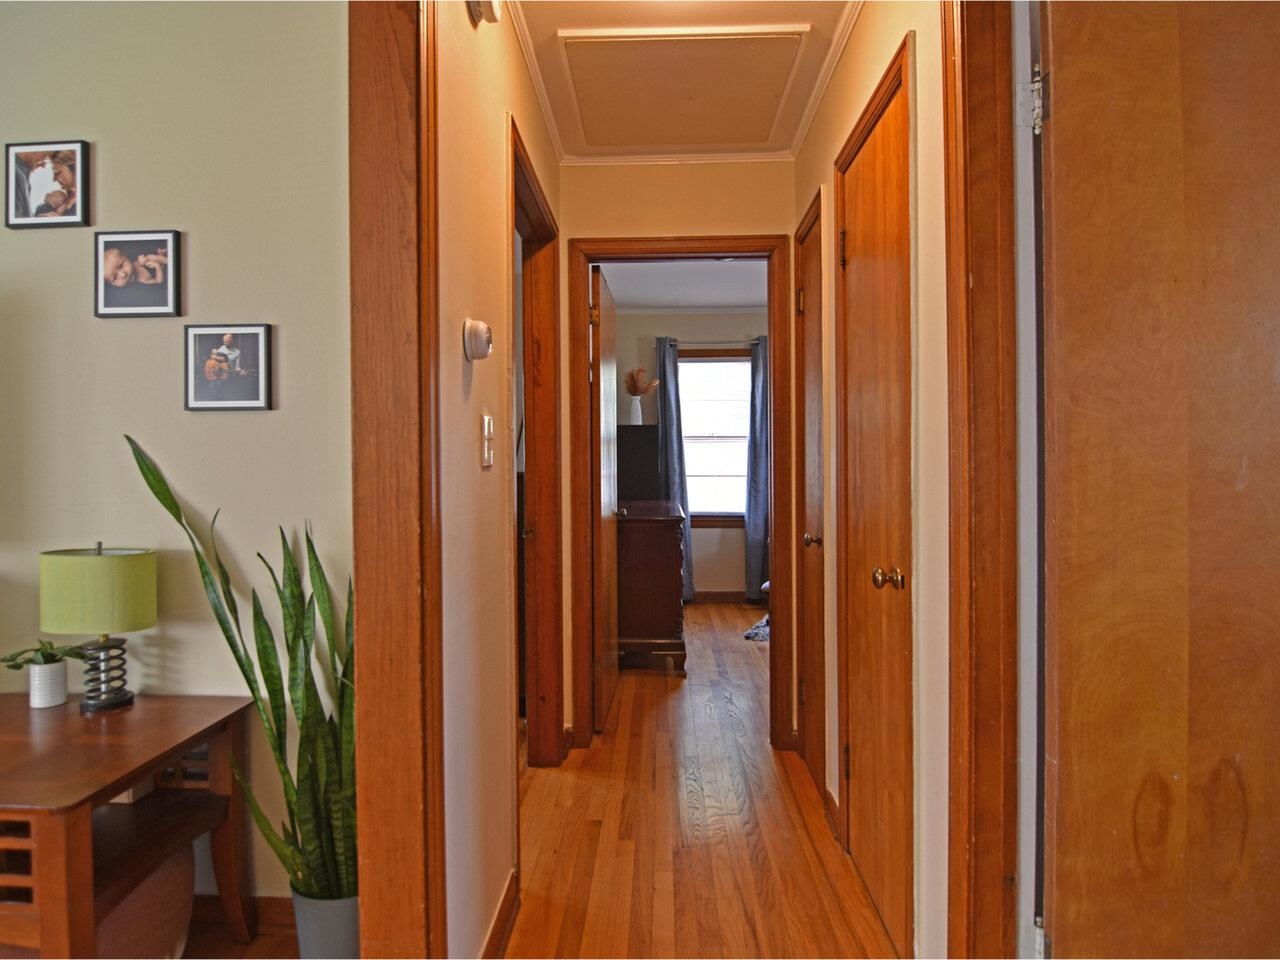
left=292, top=888, right=359, bottom=959
left=29, top=660, right=68, bottom=709
left=630, top=395, right=643, bottom=425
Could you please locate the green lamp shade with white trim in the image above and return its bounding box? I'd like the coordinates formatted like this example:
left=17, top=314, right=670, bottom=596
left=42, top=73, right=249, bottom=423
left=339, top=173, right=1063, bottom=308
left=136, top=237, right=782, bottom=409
left=39, top=549, right=158, bottom=636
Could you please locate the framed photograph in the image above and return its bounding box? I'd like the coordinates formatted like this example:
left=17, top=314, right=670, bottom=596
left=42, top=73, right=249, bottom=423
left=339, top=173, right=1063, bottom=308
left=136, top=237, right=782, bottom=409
left=185, top=324, right=272, bottom=411
left=6, top=140, right=89, bottom=228
left=95, top=230, right=180, bottom=317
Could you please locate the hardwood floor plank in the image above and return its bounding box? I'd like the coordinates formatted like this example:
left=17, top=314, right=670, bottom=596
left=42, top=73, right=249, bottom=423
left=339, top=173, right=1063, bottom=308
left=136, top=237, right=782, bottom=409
left=507, top=602, right=897, bottom=959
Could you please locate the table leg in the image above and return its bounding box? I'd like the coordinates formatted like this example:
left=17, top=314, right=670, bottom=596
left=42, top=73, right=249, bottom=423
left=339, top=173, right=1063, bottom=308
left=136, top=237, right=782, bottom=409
left=207, top=712, right=257, bottom=942
left=31, top=806, right=95, bottom=958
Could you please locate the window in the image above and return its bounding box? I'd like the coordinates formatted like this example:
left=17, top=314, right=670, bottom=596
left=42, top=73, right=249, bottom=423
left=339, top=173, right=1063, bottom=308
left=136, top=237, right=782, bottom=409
left=678, top=353, right=752, bottom=515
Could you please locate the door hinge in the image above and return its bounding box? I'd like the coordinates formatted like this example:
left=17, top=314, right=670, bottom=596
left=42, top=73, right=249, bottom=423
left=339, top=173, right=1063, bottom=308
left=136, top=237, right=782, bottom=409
left=798, top=677, right=806, bottom=705
left=588, top=304, right=600, bottom=326
left=795, top=287, right=804, bottom=315
left=1018, top=63, right=1047, bottom=136
left=838, top=229, right=847, bottom=268
left=843, top=743, right=851, bottom=780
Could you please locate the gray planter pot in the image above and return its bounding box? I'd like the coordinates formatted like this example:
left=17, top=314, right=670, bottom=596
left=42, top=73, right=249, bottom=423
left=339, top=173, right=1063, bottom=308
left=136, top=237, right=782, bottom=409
left=291, top=889, right=359, bottom=959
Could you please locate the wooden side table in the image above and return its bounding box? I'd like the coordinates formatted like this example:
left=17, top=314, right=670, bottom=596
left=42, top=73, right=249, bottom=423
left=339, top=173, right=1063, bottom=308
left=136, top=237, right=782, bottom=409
left=0, top=694, right=257, bottom=957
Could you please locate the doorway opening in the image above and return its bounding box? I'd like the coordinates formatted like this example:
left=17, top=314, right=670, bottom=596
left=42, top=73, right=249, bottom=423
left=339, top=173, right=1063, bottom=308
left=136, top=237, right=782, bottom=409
left=567, top=236, right=794, bottom=749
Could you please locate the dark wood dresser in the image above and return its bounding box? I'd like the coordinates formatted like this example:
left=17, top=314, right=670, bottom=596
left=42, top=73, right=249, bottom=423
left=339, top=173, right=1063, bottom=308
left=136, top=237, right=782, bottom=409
left=616, top=500, right=686, bottom=676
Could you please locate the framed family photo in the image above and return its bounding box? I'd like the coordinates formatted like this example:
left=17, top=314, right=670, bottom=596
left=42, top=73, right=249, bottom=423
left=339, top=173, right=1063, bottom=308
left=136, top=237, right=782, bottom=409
left=95, top=230, right=180, bottom=317
left=5, top=140, right=89, bottom=228
left=185, top=324, right=272, bottom=411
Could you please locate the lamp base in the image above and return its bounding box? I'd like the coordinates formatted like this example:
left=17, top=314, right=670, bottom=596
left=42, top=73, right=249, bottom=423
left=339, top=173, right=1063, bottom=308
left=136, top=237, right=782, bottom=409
left=80, top=635, right=135, bottom=714
left=81, top=688, right=134, bottom=714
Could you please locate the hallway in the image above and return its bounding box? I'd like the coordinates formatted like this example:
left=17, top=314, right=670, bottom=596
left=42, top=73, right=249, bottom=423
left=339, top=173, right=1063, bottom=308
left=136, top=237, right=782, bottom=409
left=506, top=603, right=897, bottom=959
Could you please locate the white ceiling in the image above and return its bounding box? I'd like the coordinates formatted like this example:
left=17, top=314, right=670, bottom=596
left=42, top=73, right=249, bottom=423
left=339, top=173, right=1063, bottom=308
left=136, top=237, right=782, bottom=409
left=509, top=1, right=859, bottom=163
left=600, top=260, right=768, bottom=312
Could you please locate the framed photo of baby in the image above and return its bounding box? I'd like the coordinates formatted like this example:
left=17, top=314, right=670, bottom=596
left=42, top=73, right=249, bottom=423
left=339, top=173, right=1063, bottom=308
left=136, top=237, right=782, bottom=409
left=185, top=324, right=272, bottom=411
left=95, top=230, right=180, bottom=317
left=5, top=140, right=89, bottom=228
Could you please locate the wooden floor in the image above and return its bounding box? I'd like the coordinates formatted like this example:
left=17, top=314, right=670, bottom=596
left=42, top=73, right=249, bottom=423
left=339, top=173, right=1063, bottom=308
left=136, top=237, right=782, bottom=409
left=185, top=900, right=298, bottom=958
left=506, top=602, right=897, bottom=959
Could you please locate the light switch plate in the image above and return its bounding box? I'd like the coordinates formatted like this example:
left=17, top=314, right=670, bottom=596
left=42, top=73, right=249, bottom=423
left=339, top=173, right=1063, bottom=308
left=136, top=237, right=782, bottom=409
left=481, top=413, right=495, bottom=468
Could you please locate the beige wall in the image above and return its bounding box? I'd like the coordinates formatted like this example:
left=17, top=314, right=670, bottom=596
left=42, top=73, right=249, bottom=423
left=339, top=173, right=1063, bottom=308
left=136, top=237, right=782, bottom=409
left=614, top=309, right=767, bottom=594
left=0, top=1, right=350, bottom=900
left=793, top=5, right=949, bottom=955
left=558, top=159, right=794, bottom=721
left=437, top=4, right=560, bottom=956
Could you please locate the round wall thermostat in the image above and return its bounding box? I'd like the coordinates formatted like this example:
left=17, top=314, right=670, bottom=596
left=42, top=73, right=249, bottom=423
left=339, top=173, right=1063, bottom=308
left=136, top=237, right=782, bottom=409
left=463, top=318, right=494, bottom=362
left=466, top=0, right=502, bottom=25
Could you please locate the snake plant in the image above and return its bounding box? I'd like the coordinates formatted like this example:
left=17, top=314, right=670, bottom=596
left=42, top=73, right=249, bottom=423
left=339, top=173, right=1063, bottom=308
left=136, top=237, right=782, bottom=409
left=125, top=436, right=356, bottom=900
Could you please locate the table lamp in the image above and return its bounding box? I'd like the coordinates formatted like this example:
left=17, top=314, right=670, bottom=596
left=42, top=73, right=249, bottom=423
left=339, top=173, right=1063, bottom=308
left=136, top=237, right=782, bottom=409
left=39, top=543, right=157, bottom=713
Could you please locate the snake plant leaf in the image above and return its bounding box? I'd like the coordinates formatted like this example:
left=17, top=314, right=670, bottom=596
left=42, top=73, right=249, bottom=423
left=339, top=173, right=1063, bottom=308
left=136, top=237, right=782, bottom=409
left=280, top=528, right=305, bottom=658
left=251, top=590, right=288, bottom=764
left=209, top=510, right=242, bottom=645
left=125, top=435, right=183, bottom=525
left=306, top=527, right=341, bottom=684
left=294, top=716, right=329, bottom=898
left=233, top=755, right=304, bottom=885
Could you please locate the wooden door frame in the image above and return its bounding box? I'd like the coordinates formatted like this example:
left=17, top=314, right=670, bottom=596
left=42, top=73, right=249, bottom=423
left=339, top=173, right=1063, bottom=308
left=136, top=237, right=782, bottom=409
left=349, top=2, right=447, bottom=956
left=941, top=3, right=1019, bottom=957
left=511, top=120, right=566, bottom=768
left=568, top=236, right=794, bottom=750
left=793, top=191, right=830, bottom=821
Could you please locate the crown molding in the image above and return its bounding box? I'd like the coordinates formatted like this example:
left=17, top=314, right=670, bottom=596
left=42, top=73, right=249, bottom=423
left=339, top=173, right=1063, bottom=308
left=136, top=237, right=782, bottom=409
left=790, top=0, right=864, bottom=155
left=561, top=150, right=795, bottom=167
left=508, top=0, right=565, bottom=161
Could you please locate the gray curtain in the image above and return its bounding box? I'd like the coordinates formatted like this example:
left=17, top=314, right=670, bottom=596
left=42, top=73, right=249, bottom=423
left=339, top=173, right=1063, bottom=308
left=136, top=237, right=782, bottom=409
left=655, top=337, right=694, bottom=600
left=744, top=336, right=770, bottom=600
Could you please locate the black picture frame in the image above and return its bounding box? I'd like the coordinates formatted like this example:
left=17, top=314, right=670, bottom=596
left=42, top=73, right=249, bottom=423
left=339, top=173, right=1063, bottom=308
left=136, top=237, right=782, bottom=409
left=95, top=230, right=180, bottom=318
left=5, top=140, right=90, bottom=228
left=184, top=324, right=272, bottom=412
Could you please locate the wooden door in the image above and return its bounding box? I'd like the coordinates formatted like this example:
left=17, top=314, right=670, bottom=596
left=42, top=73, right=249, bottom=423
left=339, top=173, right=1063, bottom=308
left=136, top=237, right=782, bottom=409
left=794, top=194, right=827, bottom=804
left=836, top=43, right=913, bottom=957
left=591, top=266, right=620, bottom=732
left=1042, top=5, right=1280, bottom=955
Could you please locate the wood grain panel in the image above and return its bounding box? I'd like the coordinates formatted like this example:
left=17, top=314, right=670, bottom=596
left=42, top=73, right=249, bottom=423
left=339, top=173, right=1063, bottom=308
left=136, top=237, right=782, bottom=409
left=1043, top=3, right=1280, bottom=955
left=349, top=3, right=446, bottom=954
left=835, top=38, right=914, bottom=957
left=794, top=191, right=828, bottom=808
left=941, top=3, right=1019, bottom=956
left=591, top=266, right=620, bottom=732
left=513, top=120, right=565, bottom=768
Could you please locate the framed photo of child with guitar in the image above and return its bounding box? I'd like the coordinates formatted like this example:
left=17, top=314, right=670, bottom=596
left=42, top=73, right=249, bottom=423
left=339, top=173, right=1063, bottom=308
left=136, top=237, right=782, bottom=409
left=95, top=229, right=180, bottom=317
left=185, top=324, right=271, bottom=411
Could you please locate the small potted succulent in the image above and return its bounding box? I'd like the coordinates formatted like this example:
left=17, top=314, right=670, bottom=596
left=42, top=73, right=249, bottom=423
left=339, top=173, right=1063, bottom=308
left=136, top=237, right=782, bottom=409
left=2, top=640, right=87, bottom=708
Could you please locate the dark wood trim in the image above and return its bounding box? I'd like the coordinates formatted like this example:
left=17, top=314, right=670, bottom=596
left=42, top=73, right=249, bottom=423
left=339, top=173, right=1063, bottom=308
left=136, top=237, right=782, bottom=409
left=690, top=513, right=745, bottom=529
left=796, top=189, right=822, bottom=247
left=568, top=236, right=795, bottom=751
left=690, top=590, right=750, bottom=603
left=193, top=895, right=295, bottom=932
left=480, top=869, right=520, bottom=959
left=823, top=788, right=842, bottom=845
left=677, top=347, right=753, bottom=359
left=512, top=119, right=564, bottom=769
left=942, top=3, right=1019, bottom=957
left=349, top=3, right=447, bottom=956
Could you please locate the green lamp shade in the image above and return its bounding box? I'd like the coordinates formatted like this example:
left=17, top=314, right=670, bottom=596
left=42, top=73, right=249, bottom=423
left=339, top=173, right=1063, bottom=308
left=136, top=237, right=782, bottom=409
left=39, top=548, right=158, bottom=635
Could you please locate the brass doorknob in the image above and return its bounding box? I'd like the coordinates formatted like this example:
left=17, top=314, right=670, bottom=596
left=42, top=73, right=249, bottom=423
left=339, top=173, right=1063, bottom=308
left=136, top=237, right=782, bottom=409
left=802, top=532, right=823, bottom=547
left=871, top=566, right=906, bottom=590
